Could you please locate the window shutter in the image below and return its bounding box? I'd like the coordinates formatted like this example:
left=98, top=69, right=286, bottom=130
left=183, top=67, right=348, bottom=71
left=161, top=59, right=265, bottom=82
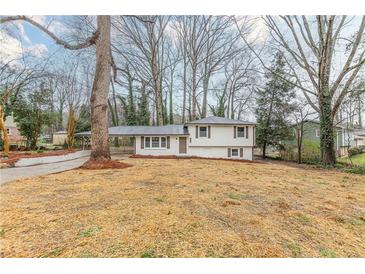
left=234, top=126, right=237, bottom=138
left=228, top=148, right=231, bottom=157
left=246, top=126, right=249, bottom=139
left=208, top=126, right=211, bottom=138
left=141, top=136, right=144, bottom=149
left=253, top=127, right=256, bottom=146
left=167, top=136, right=170, bottom=149
left=196, top=126, right=199, bottom=138
left=240, top=148, right=243, bottom=157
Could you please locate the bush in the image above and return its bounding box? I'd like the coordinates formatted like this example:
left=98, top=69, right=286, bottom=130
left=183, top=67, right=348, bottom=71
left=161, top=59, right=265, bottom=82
left=334, top=163, right=365, bottom=175
left=348, top=147, right=362, bottom=157
left=280, top=144, right=321, bottom=164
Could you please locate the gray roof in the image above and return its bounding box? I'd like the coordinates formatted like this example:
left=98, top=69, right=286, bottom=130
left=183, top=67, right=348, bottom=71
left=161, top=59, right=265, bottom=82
left=75, top=124, right=189, bottom=137
left=186, top=116, right=257, bottom=125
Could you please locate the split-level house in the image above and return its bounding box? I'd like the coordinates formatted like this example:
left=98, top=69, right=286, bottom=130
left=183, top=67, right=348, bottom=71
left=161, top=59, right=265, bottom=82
left=77, top=116, right=257, bottom=160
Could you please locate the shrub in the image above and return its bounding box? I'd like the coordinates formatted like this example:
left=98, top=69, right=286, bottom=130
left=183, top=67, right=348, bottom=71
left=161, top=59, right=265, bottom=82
left=348, top=147, right=362, bottom=157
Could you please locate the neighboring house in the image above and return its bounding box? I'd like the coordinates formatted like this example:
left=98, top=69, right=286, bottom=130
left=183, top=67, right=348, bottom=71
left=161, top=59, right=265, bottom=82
left=52, top=131, right=68, bottom=146
left=76, top=116, right=257, bottom=160
left=1, top=114, right=26, bottom=147
left=353, top=129, right=365, bottom=148
left=288, top=120, right=359, bottom=156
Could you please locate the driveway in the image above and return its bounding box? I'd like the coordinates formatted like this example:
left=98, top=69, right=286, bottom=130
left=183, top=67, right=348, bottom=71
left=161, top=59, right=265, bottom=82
left=0, top=153, right=128, bottom=185
left=0, top=156, right=89, bottom=185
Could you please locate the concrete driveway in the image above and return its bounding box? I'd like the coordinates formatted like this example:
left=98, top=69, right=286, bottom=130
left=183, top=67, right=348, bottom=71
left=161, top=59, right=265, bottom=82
left=0, top=153, right=129, bottom=185
left=0, top=156, right=89, bottom=185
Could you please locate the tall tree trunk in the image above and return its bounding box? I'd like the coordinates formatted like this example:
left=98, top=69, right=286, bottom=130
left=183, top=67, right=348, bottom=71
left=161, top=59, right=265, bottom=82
left=319, top=95, right=336, bottom=165
left=262, top=142, right=266, bottom=159
left=201, top=75, right=210, bottom=118
left=191, top=64, right=198, bottom=120
left=358, top=96, right=363, bottom=127
left=90, top=15, right=111, bottom=161
left=67, top=106, right=77, bottom=149
left=182, top=56, right=187, bottom=123
left=0, top=105, right=9, bottom=158
left=169, top=81, right=173, bottom=124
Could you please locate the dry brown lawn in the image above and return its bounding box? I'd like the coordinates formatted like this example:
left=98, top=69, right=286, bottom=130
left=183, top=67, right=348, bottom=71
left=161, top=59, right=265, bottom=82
left=0, top=158, right=364, bottom=258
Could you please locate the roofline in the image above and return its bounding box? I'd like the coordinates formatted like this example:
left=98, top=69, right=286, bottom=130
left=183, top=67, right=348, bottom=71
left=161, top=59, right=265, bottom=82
left=185, top=122, right=257, bottom=125
left=75, top=133, right=190, bottom=137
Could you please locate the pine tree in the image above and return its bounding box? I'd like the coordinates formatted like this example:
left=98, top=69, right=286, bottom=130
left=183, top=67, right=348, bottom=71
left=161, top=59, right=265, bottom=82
left=137, top=85, right=150, bottom=125
left=119, top=75, right=137, bottom=126
left=255, top=52, right=295, bottom=158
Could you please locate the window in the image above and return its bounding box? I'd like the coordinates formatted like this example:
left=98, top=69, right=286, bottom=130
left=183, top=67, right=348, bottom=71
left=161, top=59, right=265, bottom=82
left=231, top=148, right=239, bottom=157
left=144, top=136, right=167, bottom=149
left=161, top=137, right=166, bottom=148
left=152, top=137, right=160, bottom=148
left=199, top=126, right=207, bottom=137
left=315, top=129, right=320, bottom=138
left=237, top=127, right=245, bottom=137
left=145, top=137, right=151, bottom=148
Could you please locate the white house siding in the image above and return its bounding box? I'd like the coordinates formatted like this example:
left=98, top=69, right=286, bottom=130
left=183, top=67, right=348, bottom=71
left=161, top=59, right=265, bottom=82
left=135, top=136, right=183, bottom=156
left=186, top=124, right=255, bottom=160
left=188, top=146, right=253, bottom=160
left=187, top=125, right=255, bottom=147
left=134, top=125, right=255, bottom=160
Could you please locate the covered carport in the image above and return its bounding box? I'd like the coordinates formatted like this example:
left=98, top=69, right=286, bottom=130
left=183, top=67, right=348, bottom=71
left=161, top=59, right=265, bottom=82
left=74, top=124, right=189, bottom=155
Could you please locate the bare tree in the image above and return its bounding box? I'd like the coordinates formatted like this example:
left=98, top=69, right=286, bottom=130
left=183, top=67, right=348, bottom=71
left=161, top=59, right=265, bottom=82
left=1, top=15, right=112, bottom=161
left=291, top=102, right=315, bottom=164
left=239, top=16, right=365, bottom=165
left=0, top=55, right=45, bottom=157
left=113, top=16, right=170, bottom=125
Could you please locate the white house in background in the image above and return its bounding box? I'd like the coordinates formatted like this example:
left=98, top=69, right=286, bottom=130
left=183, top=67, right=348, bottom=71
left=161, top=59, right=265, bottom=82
left=76, top=116, right=257, bottom=160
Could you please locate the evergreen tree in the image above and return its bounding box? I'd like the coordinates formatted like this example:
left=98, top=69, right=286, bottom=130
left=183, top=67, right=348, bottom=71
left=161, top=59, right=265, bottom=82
left=118, top=76, right=137, bottom=126
left=75, top=104, right=91, bottom=133
left=137, top=85, right=150, bottom=125
left=209, top=93, right=226, bottom=117
left=13, top=86, right=56, bottom=149
left=255, top=52, right=295, bottom=158
left=163, top=98, right=169, bottom=125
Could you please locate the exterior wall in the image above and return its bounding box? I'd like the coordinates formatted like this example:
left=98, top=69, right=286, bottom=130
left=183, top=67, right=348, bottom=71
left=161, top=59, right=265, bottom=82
left=134, top=125, right=255, bottom=161
left=187, top=124, right=255, bottom=147
left=3, top=115, right=26, bottom=145
left=5, top=126, right=25, bottom=144
left=188, top=146, right=253, bottom=160
left=135, top=135, right=182, bottom=156
left=53, top=133, right=67, bottom=145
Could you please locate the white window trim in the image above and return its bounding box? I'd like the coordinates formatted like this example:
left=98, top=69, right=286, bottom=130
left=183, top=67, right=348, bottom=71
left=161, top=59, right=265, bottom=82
left=199, top=126, right=208, bottom=138
left=237, top=127, right=245, bottom=138
left=144, top=136, right=167, bottom=149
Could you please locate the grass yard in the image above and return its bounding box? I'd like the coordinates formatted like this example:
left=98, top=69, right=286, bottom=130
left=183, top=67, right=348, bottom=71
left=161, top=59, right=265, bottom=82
left=0, top=158, right=364, bottom=258
left=338, top=153, right=365, bottom=166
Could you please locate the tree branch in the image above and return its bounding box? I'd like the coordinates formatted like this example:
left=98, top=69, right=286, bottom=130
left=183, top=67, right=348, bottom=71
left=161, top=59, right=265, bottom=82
left=0, top=16, right=99, bottom=50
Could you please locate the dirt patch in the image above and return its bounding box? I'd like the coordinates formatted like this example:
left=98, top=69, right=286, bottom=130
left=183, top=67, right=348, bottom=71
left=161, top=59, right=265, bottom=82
left=1, top=149, right=78, bottom=166
left=0, top=158, right=364, bottom=258
left=81, top=160, right=132, bottom=170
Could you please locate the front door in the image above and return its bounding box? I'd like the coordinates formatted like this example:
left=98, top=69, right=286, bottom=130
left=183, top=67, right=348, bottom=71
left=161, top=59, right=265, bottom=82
left=179, top=137, right=187, bottom=154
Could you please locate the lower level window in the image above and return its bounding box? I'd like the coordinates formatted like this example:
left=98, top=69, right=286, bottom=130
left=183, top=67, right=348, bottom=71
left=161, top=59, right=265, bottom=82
left=231, top=148, right=239, bottom=157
